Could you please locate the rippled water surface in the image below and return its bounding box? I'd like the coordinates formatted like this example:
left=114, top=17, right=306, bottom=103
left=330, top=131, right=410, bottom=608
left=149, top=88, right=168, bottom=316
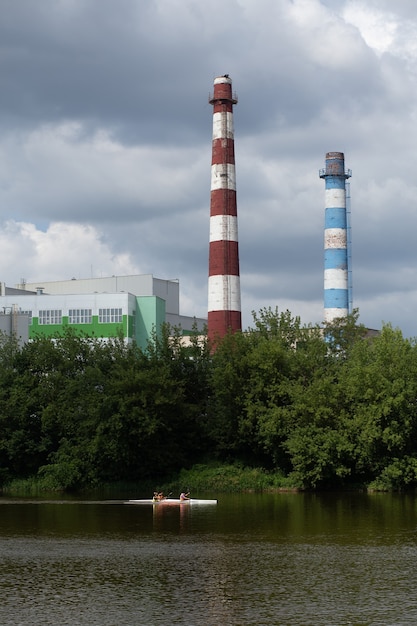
left=1, top=493, right=417, bottom=625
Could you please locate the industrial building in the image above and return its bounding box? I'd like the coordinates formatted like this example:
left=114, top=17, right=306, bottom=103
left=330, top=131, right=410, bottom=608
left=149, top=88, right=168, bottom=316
left=0, top=306, right=29, bottom=345
left=0, top=77, right=359, bottom=350
left=0, top=275, right=207, bottom=349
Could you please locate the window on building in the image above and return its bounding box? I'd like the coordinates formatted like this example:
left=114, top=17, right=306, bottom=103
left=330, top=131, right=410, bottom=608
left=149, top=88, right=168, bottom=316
left=69, top=309, right=92, bottom=324
left=99, top=308, right=122, bottom=323
left=39, top=310, right=62, bottom=325
left=20, top=311, right=33, bottom=325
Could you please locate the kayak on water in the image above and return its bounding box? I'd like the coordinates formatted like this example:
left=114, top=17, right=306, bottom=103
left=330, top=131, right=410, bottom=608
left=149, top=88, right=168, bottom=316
left=125, top=498, right=217, bottom=505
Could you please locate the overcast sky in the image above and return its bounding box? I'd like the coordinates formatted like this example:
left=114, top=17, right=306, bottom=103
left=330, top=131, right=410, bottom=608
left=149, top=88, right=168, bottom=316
left=1, top=0, right=417, bottom=336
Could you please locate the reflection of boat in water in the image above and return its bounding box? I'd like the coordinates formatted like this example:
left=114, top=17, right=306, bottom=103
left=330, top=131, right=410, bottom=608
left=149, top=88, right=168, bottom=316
left=125, top=498, right=217, bottom=505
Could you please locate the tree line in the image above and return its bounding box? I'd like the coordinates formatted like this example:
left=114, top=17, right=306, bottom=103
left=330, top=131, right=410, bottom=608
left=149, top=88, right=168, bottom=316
left=1, top=308, right=417, bottom=491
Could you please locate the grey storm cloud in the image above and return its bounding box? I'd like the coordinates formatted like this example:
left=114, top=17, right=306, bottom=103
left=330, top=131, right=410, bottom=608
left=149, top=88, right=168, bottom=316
left=0, top=0, right=417, bottom=335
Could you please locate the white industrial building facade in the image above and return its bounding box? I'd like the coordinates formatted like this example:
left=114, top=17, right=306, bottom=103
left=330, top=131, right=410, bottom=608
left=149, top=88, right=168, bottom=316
left=0, top=274, right=207, bottom=349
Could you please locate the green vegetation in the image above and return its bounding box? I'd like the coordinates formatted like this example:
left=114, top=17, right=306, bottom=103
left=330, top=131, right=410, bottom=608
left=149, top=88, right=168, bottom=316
left=163, top=463, right=297, bottom=494
left=2, top=308, right=417, bottom=494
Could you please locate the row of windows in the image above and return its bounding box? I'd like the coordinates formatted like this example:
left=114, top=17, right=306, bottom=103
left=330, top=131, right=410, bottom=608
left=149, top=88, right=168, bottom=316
left=69, top=309, right=92, bottom=324
left=98, top=308, right=123, bottom=323
left=39, top=310, right=62, bottom=325
left=32, top=308, right=123, bottom=325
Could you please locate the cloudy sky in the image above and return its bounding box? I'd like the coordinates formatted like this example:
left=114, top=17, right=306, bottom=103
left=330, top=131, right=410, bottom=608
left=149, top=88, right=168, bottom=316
left=1, top=0, right=417, bottom=336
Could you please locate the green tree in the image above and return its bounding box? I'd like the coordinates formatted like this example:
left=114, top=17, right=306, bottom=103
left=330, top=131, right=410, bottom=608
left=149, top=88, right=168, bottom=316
left=0, top=333, right=51, bottom=479
left=339, top=324, right=417, bottom=487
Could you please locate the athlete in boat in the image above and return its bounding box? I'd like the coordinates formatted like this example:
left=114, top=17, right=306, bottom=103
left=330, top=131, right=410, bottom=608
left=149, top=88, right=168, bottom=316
left=180, top=492, right=190, bottom=501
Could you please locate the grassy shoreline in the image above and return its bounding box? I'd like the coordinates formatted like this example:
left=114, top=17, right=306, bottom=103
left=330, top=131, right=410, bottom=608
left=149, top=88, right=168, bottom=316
left=1, top=463, right=300, bottom=497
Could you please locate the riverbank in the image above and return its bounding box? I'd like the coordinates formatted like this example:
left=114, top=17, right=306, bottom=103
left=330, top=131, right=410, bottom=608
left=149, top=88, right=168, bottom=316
left=1, top=463, right=299, bottom=497
left=4, top=462, right=397, bottom=497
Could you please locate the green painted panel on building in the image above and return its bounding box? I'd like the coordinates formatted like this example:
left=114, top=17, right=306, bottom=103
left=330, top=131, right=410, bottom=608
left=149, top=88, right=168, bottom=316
left=135, top=296, right=165, bottom=349
left=30, top=315, right=131, bottom=340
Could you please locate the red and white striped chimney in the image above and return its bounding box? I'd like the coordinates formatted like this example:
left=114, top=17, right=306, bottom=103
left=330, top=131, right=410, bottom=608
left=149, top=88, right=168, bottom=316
left=208, top=74, right=242, bottom=344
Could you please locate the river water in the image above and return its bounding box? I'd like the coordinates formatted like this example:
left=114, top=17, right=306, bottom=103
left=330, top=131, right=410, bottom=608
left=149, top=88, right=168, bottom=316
left=1, top=492, right=417, bottom=625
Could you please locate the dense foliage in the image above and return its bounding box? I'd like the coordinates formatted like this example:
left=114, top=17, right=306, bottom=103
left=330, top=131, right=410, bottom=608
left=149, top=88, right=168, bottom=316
left=1, top=308, right=417, bottom=491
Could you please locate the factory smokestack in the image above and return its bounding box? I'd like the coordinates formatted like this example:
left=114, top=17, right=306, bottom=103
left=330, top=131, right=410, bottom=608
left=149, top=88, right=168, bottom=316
left=319, top=152, right=352, bottom=323
left=208, top=75, right=242, bottom=344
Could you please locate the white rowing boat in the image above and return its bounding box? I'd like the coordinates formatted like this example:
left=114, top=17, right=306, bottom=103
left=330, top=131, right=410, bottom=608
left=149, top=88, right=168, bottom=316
left=125, top=498, right=217, bottom=505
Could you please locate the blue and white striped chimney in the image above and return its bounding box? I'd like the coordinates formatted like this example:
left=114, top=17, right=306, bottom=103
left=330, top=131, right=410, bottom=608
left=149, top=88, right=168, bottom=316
left=319, top=152, right=352, bottom=323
